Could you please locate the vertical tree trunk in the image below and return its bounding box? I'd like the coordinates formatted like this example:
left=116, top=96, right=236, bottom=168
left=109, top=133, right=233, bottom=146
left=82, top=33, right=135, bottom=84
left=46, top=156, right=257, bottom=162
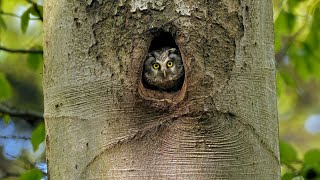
left=44, top=0, right=279, bottom=179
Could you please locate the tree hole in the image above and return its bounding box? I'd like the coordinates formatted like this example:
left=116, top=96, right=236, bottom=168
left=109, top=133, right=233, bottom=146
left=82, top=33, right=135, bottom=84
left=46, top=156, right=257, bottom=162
left=149, top=31, right=179, bottom=51
left=142, top=31, right=185, bottom=93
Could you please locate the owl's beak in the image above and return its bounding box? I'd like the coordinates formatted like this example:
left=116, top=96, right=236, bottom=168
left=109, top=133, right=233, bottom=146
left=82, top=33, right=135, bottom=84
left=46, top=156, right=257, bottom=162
left=163, top=70, right=166, bottom=78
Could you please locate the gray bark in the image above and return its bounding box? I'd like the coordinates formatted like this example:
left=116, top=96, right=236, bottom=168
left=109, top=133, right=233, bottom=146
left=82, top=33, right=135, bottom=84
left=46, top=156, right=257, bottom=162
left=44, top=0, right=280, bottom=179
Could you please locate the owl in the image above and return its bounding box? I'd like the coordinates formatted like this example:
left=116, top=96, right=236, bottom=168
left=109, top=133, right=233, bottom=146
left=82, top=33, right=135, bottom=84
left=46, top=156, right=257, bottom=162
left=143, top=47, right=184, bottom=91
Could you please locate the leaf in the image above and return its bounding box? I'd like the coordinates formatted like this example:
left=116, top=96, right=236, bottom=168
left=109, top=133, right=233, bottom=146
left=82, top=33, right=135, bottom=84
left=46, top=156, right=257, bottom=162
left=275, top=10, right=296, bottom=34
left=0, top=73, right=12, bottom=101
left=3, top=114, right=10, bottom=124
left=0, top=16, right=7, bottom=30
left=288, top=0, right=304, bottom=10
left=286, top=12, right=296, bottom=33
left=19, top=168, right=42, bottom=180
left=287, top=43, right=320, bottom=81
left=304, top=149, right=320, bottom=165
left=27, top=3, right=43, bottom=18
left=279, top=70, right=295, bottom=86
left=301, top=150, right=320, bottom=178
left=37, top=5, right=43, bottom=17
left=280, top=140, right=298, bottom=164
left=301, top=166, right=320, bottom=180
left=29, top=7, right=38, bottom=16
left=21, top=7, right=32, bottom=33
left=282, top=173, right=295, bottom=180
left=27, top=53, right=43, bottom=70
left=282, top=172, right=305, bottom=180
left=305, top=7, right=320, bottom=50
left=292, top=176, right=305, bottom=180
left=274, top=10, right=296, bottom=51
left=291, top=47, right=320, bottom=81
left=31, top=123, right=45, bottom=151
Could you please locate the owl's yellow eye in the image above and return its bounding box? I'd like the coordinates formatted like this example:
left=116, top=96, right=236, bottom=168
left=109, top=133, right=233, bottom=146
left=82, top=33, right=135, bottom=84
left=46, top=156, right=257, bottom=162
left=167, top=60, right=173, bottom=68
left=153, top=63, right=160, bottom=69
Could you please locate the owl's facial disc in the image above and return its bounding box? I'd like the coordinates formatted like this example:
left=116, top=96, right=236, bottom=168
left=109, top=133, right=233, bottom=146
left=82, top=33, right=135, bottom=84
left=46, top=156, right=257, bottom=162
left=142, top=47, right=184, bottom=92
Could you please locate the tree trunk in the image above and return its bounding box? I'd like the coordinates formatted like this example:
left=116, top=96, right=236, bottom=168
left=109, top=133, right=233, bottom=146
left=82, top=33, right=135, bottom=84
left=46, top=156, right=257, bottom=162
left=43, top=0, right=280, bottom=179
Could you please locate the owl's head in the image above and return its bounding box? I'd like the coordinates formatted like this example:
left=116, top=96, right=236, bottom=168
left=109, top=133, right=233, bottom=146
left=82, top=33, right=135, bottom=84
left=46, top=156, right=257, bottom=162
left=143, top=48, right=184, bottom=91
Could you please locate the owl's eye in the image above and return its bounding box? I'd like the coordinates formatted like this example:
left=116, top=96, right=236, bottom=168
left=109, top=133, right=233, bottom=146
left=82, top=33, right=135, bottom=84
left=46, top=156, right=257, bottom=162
left=167, top=60, right=173, bottom=68
left=153, top=63, right=160, bottom=69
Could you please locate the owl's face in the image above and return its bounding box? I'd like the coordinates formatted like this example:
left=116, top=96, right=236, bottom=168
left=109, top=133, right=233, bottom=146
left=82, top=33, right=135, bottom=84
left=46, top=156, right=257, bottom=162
left=143, top=48, right=184, bottom=91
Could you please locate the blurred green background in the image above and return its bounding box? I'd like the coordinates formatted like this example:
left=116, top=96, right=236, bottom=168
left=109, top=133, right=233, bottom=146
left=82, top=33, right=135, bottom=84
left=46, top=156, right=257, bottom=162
left=0, top=0, right=320, bottom=179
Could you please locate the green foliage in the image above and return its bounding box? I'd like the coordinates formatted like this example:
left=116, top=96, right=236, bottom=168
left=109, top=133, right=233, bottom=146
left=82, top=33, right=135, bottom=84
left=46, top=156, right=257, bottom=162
left=19, top=168, right=42, bottom=180
left=303, top=149, right=320, bottom=178
left=275, top=1, right=320, bottom=82
left=20, top=2, right=43, bottom=33
left=3, top=114, right=10, bottom=124
left=280, top=141, right=320, bottom=179
left=0, top=73, right=12, bottom=101
left=280, top=140, right=298, bottom=164
left=30, top=5, right=43, bottom=18
left=305, top=6, right=320, bottom=50
left=292, top=176, right=305, bottom=180
left=31, top=122, right=45, bottom=151
left=21, top=6, right=32, bottom=33
left=276, top=10, right=296, bottom=34
left=288, top=0, right=306, bottom=10
left=0, top=15, right=7, bottom=30
left=37, top=5, right=43, bottom=17
left=305, top=149, right=320, bottom=165
left=275, top=1, right=320, bottom=175
left=282, top=173, right=296, bottom=180
left=27, top=52, right=43, bottom=70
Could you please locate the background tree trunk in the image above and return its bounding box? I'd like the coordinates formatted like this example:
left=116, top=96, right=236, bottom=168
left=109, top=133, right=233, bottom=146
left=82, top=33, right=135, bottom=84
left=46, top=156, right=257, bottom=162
left=44, top=0, right=280, bottom=179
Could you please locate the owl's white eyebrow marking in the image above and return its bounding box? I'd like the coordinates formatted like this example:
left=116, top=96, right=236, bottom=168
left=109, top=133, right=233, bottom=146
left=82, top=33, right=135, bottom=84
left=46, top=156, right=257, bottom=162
left=158, top=50, right=169, bottom=62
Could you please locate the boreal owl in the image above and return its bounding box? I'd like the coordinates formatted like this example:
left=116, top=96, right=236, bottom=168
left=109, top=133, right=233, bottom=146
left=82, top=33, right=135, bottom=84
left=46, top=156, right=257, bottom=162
left=142, top=47, right=184, bottom=92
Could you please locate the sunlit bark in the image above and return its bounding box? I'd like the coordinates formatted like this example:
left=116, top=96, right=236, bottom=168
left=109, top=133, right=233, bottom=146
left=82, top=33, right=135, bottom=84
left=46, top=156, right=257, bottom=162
left=44, top=0, right=280, bottom=179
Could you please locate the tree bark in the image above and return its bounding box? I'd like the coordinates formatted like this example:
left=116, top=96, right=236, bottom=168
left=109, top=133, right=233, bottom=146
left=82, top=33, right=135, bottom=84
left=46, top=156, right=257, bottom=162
left=44, top=0, right=280, bottom=179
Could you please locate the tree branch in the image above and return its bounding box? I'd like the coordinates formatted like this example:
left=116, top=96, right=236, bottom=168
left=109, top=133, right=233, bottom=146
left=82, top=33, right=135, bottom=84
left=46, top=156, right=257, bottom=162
left=0, top=11, right=41, bottom=20
left=0, top=105, right=43, bottom=121
left=0, top=45, right=43, bottom=54
left=0, top=135, right=30, bottom=140
left=0, top=11, right=20, bottom=18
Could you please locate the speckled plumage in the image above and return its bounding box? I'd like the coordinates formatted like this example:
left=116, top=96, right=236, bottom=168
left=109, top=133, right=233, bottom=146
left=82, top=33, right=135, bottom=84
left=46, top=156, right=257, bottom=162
left=143, top=48, right=184, bottom=91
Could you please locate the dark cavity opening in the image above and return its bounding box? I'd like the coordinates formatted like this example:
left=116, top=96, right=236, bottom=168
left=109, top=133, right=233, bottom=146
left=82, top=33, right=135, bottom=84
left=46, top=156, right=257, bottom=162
left=142, top=31, right=184, bottom=93
left=149, top=31, right=179, bottom=51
